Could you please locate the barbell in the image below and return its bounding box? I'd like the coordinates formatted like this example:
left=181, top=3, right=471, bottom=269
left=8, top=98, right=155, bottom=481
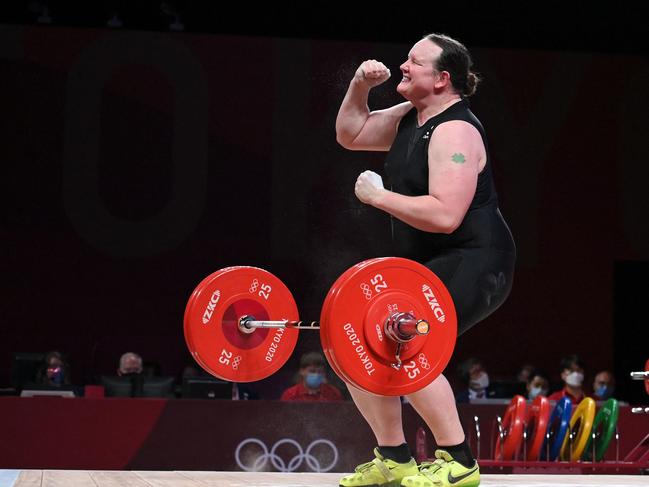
left=183, top=257, right=457, bottom=396
left=629, top=358, right=649, bottom=396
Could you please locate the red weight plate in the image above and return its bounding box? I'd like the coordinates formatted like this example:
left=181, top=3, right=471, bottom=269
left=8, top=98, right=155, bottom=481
left=320, top=258, right=385, bottom=391
left=320, top=257, right=457, bottom=396
left=320, top=262, right=363, bottom=388
left=321, top=258, right=420, bottom=390
left=184, top=267, right=261, bottom=378
left=321, top=260, right=383, bottom=389
left=321, top=258, right=416, bottom=390
left=645, top=359, right=649, bottom=395
left=184, top=266, right=299, bottom=382
left=495, top=395, right=527, bottom=460
left=525, top=395, right=551, bottom=461
left=184, top=268, right=231, bottom=361
left=184, top=266, right=246, bottom=372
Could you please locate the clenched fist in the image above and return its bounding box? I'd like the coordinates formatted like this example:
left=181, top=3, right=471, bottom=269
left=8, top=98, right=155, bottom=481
left=355, top=170, right=386, bottom=205
left=355, top=60, right=391, bottom=88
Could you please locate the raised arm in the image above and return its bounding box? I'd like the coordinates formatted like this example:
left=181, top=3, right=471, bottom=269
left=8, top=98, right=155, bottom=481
left=336, top=60, right=412, bottom=152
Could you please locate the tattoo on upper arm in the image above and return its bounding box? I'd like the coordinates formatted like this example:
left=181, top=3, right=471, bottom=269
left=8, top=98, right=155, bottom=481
left=451, top=153, right=466, bottom=164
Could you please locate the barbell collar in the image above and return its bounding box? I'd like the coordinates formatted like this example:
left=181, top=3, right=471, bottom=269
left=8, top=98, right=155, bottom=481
left=384, top=312, right=430, bottom=344
left=396, top=318, right=430, bottom=337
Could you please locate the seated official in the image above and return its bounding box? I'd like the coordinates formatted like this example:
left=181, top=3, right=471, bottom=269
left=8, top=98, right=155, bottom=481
left=455, top=357, right=493, bottom=403
left=34, top=350, right=71, bottom=387
left=280, top=351, right=342, bottom=402
left=526, top=369, right=550, bottom=400
left=547, top=354, right=586, bottom=405
left=592, top=370, right=615, bottom=401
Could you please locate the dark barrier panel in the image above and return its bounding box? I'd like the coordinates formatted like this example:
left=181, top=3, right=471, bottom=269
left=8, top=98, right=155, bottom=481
left=1, top=397, right=645, bottom=472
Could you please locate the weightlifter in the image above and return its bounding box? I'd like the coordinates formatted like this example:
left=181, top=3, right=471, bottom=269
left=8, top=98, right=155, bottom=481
left=335, top=33, right=516, bottom=487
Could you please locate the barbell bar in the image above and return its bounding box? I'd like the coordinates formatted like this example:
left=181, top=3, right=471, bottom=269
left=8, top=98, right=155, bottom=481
left=237, top=314, right=430, bottom=339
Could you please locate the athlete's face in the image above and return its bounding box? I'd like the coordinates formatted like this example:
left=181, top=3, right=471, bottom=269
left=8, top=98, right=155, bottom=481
left=397, top=39, right=443, bottom=100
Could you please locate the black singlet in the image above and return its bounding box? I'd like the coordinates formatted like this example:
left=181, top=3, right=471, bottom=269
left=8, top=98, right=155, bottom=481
left=384, top=99, right=516, bottom=335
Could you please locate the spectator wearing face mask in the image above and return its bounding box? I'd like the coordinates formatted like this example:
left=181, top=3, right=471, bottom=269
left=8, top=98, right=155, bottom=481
left=548, top=354, right=586, bottom=405
left=118, top=352, right=143, bottom=376
left=280, top=351, right=342, bottom=401
left=526, top=370, right=550, bottom=400
left=114, top=352, right=145, bottom=396
left=592, top=370, right=615, bottom=401
left=455, top=357, right=492, bottom=403
left=35, top=350, right=71, bottom=386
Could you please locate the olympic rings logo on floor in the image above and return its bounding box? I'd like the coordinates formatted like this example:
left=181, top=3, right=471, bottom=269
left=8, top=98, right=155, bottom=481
left=235, top=438, right=339, bottom=472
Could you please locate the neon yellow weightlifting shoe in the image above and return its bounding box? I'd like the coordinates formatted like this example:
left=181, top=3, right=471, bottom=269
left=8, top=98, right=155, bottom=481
left=401, top=450, right=480, bottom=487
left=340, top=448, right=419, bottom=487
